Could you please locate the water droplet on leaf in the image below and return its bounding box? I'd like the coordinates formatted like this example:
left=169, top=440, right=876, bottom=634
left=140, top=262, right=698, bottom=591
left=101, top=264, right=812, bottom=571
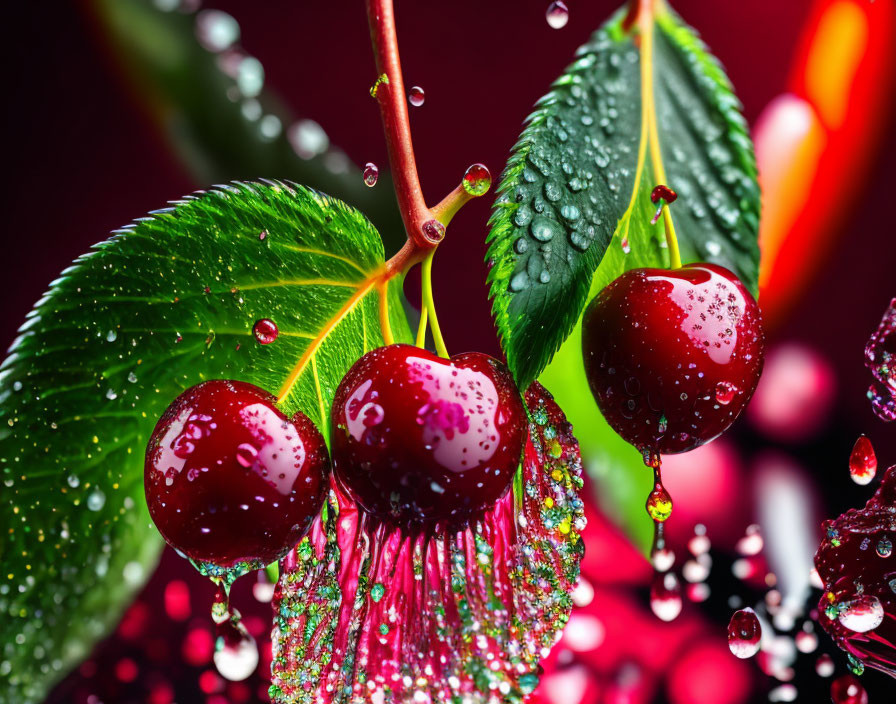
left=253, top=318, right=278, bottom=345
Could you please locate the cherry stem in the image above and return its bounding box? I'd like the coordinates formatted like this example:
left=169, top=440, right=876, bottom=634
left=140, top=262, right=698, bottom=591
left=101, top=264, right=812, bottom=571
left=421, top=251, right=448, bottom=358
left=415, top=306, right=429, bottom=347
left=367, top=0, right=436, bottom=258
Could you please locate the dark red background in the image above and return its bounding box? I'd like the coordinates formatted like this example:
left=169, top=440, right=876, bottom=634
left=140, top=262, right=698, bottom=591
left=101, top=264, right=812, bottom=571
left=4, top=1, right=895, bottom=702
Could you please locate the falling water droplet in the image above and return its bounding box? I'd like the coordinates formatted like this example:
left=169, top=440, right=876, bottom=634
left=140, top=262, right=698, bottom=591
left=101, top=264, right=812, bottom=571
left=462, top=163, right=492, bottom=197
left=837, top=594, right=884, bottom=633
left=252, top=318, right=278, bottom=345
left=408, top=86, right=425, bottom=106
left=830, top=674, right=868, bottom=704
left=214, top=620, right=259, bottom=681
left=545, top=1, right=569, bottom=29
left=363, top=162, right=379, bottom=187
left=848, top=435, right=877, bottom=485
left=715, top=381, right=737, bottom=405
left=651, top=546, right=675, bottom=572
left=815, top=653, right=835, bottom=677
left=650, top=571, right=682, bottom=622
left=727, top=607, right=762, bottom=658
left=646, top=486, right=672, bottom=522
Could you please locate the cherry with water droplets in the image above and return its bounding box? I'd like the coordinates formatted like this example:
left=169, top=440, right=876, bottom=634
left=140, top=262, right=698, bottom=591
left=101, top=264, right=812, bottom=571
left=727, top=607, right=762, bottom=658
left=849, top=435, right=877, bottom=486
left=582, top=263, right=765, bottom=455
left=252, top=318, right=279, bottom=345
left=145, top=380, right=329, bottom=570
left=830, top=674, right=868, bottom=704
left=330, top=344, right=527, bottom=523
left=363, top=162, right=379, bottom=187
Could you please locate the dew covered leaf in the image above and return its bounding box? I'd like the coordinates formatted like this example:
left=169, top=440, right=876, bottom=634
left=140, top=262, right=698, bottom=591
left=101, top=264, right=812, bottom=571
left=487, top=4, right=760, bottom=389
left=270, top=382, right=585, bottom=703
left=0, top=181, right=409, bottom=703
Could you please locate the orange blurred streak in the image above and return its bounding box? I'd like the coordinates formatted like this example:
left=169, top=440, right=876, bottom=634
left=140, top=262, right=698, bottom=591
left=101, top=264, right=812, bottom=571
left=756, top=0, right=895, bottom=329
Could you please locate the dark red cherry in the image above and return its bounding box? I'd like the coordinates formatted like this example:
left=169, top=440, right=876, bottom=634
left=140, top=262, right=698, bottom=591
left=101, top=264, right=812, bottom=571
left=581, top=263, right=764, bottom=454
left=330, top=344, right=527, bottom=523
left=814, top=465, right=896, bottom=678
left=145, top=380, right=329, bottom=569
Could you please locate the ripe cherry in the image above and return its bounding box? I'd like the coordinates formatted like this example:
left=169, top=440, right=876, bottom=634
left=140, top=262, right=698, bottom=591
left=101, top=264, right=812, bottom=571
left=330, top=344, right=527, bottom=523
left=582, top=263, right=764, bottom=454
left=145, top=380, right=329, bottom=569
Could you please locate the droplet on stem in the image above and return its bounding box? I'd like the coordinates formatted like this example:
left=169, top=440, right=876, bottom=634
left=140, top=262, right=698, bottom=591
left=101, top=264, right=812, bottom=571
left=408, top=86, right=425, bottom=107
left=363, top=162, right=379, bottom=187
left=727, top=607, right=762, bottom=658
left=462, top=163, right=492, bottom=197
left=545, top=1, right=569, bottom=29
left=422, top=219, right=446, bottom=243
left=848, top=435, right=877, bottom=485
left=253, top=318, right=279, bottom=345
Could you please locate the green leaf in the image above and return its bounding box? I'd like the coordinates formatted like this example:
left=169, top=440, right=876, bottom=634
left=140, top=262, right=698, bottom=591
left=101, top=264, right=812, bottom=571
left=0, top=181, right=409, bottom=703
left=487, top=4, right=760, bottom=389
left=90, top=0, right=404, bottom=249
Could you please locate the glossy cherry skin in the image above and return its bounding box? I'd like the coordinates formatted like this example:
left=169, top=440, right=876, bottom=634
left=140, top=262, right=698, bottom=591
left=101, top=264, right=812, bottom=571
left=330, top=344, right=527, bottom=523
left=582, top=263, right=764, bottom=454
left=145, top=380, right=329, bottom=569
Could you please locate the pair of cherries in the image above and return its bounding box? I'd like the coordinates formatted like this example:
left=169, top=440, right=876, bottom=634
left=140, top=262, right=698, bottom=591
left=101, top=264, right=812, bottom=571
left=145, top=263, right=763, bottom=569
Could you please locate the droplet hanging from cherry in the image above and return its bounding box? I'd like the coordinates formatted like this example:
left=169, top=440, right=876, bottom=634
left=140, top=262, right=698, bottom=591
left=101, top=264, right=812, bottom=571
left=727, top=607, right=762, bottom=658
left=650, top=571, right=682, bottom=622
left=363, top=162, right=379, bottom=187
left=848, top=435, right=877, bottom=485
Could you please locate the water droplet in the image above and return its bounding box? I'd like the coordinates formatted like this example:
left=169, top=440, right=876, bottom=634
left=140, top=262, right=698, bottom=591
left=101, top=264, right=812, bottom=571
left=715, top=381, right=737, bottom=405
left=363, top=162, right=379, bottom=187
left=422, top=219, right=446, bottom=242
left=651, top=546, right=675, bottom=572
left=214, top=620, right=259, bottom=681
left=195, top=10, right=240, bottom=52
left=877, top=535, right=892, bottom=557
left=87, top=489, right=106, bottom=512
left=736, top=524, right=763, bottom=555
left=253, top=318, right=278, bottom=345
left=830, top=674, right=868, bottom=704
left=727, top=607, right=761, bottom=658
left=408, top=86, right=425, bottom=107
left=530, top=216, right=559, bottom=242
left=370, top=583, right=385, bottom=602
left=848, top=435, right=877, bottom=485
left=287, top=119, right=329, bottom=159
left=650, top=571, right=682, bottom=622
left=545, top=1, right=569, bottom=29
left=837, top=594, right=884, bottom=633
left=815, top=653, right=835, bottom=677
left=462, top=163, right=492, bottom=196
left=106, top=329, right=118, bottom=342
left=646, top=486, right=672, bottom=522
left=620, top=234, right=631, bottom=254
left=67, top=474, right=80, bottom=488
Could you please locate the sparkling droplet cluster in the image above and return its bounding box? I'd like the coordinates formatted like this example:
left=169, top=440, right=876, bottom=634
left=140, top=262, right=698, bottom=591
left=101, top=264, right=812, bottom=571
left=270, top=383, right=585, bottom=703
left=865, top=297, right=896, bottom=422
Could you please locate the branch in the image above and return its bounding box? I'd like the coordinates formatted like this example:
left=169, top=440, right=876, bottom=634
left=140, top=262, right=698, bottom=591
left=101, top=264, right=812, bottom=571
left=366, top=0, right=435, bottom=258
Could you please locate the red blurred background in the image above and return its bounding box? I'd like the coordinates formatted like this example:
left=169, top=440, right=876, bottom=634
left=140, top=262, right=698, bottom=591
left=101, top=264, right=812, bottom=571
left=4, top=1, right=895, bottom=702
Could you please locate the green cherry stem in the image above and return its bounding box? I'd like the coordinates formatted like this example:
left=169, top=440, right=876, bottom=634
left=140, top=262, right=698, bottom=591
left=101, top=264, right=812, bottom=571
left=421, top=251, right=448, bottom=358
